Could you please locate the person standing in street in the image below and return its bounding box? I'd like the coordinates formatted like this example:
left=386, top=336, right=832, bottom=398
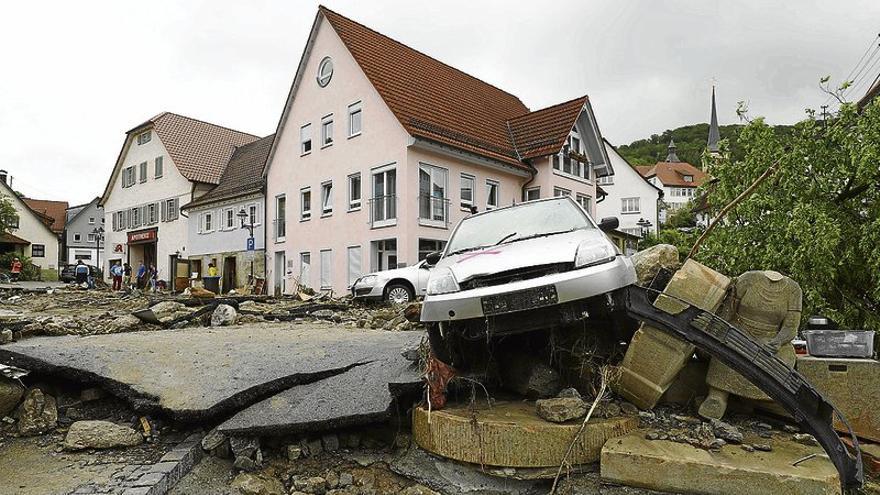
left=111, top=261, right=123, bottom=291
left=123, top=263, right=132, bottom=290
left=74, top=260, right=89, bottom=286
left=136, top=261, right=146, bottom=289
left=10, top=257, right=22, bottom=282
left=149, top=264, right=158, bottom=292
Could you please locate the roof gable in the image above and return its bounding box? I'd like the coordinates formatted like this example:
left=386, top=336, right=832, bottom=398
left=23, top=198, right=69, bottom=233
left=184, top=134, right=274, bottom=209
left=602, top=139, right=663, bottom=193
left=647, top=161, right=708, bottom=187
left=508, top=97, right=587, bottom=159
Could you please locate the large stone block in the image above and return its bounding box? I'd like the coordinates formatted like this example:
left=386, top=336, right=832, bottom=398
left=797, top=356, right=880, bottom=442
left=412, top=401, right=637, bottom=469
left=601, top=432, right=840, bottom=495
left=614, top=260, right=731, bottom=409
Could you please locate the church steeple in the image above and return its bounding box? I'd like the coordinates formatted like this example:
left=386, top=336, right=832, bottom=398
left=665, top=138, right=680, bottom=162
left=707, top=85, right=720, bottom=154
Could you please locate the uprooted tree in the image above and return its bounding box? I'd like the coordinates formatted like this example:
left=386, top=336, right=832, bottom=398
left=694, top=99, right=880, bottom=330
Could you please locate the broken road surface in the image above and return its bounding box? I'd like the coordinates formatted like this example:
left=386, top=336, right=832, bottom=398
left=0, top=322, right=423, bottom=421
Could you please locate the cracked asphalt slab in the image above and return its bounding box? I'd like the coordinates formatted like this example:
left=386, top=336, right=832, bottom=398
left=0, top=322, right=424, bottom=421
left=219, top=357, right=422, bottom=436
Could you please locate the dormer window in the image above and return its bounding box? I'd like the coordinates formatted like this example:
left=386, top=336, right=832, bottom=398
left=136, top=131, right=151, bottom=145
left=683, top=175, right=694, bottom=183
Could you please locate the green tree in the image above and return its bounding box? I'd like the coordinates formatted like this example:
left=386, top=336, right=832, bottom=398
left=0, top=196, right=19, bottom=234
left=694, top=102, right=880, bottom=329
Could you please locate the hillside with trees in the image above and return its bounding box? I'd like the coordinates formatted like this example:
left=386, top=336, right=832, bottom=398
left=617, top=122, right=795, bottom=167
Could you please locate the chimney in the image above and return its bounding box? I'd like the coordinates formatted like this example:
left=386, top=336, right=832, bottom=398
left=0, top=170, right=7, bottom=185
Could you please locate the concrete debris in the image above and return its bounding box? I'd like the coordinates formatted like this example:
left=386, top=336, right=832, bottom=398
left=535, top=397, right=587, bottom=423
left=231, top=472, right=285, bottom=495
left=711, top=419, right=744, bottom=444
left=210, top=303, right=238, bottom=326
left=0, top=328, right=11, bottom=344
left=0, top=324, right=422, bottom=420
left=0, top=377, right=24, bottom=417
left=15, top=387, right=57, bottom=436
left=63, top=420, right=144, bottom=450
left=201, top=427, right=227, bottom=452
left=230, top=435, right=263, bottom=471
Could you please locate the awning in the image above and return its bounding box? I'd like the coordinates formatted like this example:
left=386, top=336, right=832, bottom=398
left=0, top=232, right=31, bottom=246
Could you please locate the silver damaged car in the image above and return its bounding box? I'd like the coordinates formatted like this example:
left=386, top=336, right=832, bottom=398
left=420, top=197, right=636, bottom=364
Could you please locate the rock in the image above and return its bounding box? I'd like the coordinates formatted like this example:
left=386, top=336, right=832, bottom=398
left=400, top=342, right=421, bottom=363
left=239, top=300, right=256, bottom=309
left=498, top=351, right=561, bottom=399
left=0, top=378, right=24, bottom=417
left=403, top=303, right=422, bottom=322
left=150, top=300, right=185, bottom=317
left=338, top=472, right=354, bottom=487
left=400, top=485, right=441, bottom=495
left=63, top=420, right=143, bottom=450
left=211, top=304, right=238, bottom=327
left=190, top=286, right=216, bottom=299
left=324, top=471, right=339, bottom=489
left=304, top=438, right=323, bottom=457
left=287, top=444, right=303, bottom=460
left=604, top=402, right=622, bottom=418
left=15, top=388, right=57, bottom=436
left=0, top=328, right=12, bottom=344
left=782, top=424, right=799, bottom=433
left=631, top=244, right=680, bottom=286
left=201, top=428, right=227, bottom=451
left=741, top=444, right=755, bottom=452
left=708, top=438, right=727, bottom=450
left=620, top=402, right=639, bottom=416
left=293, top=476, right=326, bottom=494
left=106, top=314, right=141, bottom=333
left=645, top=431, right=660, bottom=440
left=230, top=472, right=285, bottom=495
left=311, top=309, right=335, bottom=319
left=536, top=397, right=587, bottom=423
left=557, top=388, right=581, bottom=399
left=711, top=419, right=743, bottom=444
left=753, top=443, right=772, bottom=452
left=755, top=422, right=773, bottom=430
left=230, top=436, right=262, bottom=471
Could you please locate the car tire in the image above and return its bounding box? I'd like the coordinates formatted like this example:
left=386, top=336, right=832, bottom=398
left=384, top=283, right=414, bottom=304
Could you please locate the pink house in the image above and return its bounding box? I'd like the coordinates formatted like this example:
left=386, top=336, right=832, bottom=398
left=264, top=6, right=615, bottom=296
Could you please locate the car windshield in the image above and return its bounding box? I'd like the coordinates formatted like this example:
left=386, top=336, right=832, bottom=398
left=445, top=199, right=594, bottom=255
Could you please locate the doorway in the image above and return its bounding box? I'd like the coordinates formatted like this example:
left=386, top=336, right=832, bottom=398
left=274, top=251, right=286, bottom=296
left=371, top=239, right=397, bottom=272
left=223, top=256, right=237, bottom=294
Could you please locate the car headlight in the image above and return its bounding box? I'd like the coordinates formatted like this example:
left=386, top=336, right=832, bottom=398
left=426, top=268, right=460, bottom=295
left=357, top=275, right=378, bottom=287
left=574, top=238, right=616, bottom=268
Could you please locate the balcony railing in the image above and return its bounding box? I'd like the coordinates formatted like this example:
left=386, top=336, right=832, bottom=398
left=418, top=195, right=450, bottom=228
left=273, top=219, right=286, bottom=240
left=368, top=195, right=397, bottom=228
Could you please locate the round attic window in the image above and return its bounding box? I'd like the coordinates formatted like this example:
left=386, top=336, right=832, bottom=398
left=317, top=57, right=333, bottom=87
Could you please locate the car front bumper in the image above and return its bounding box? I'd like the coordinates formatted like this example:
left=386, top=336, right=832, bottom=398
left=351, top=283, right=385, bottom=300
left=420, top=255, right=636, bottom=322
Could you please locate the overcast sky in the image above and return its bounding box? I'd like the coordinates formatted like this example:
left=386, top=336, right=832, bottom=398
left=2, top=0, right=878, bottom=205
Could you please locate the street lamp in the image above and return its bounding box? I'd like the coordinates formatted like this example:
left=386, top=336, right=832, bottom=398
left=91, top=226, right=104, bottom=278
left=237, top=208, right=255, bottom=285
left=636, top=218, right=652, bottom=250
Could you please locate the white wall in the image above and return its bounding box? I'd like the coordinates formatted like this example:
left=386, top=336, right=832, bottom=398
left=1, top=186, right=59, bottom=272
left=187, top=194, right=265, bottom=256
left=597, top=143, right=660, bottom=236
left=102, top=131, right=193, bottom=281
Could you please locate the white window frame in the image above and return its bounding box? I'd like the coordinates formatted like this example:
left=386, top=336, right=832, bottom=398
left=524, top=187, right=540, bottom=202
left=300, top=124, right=312, bottom=155
left=554, top=187, right=571, bottom=197
left=147, top=203, right=158, bottom=224
left=371, top=164, right=397, bottom=228
left=136, top=131, right=151, bottom=145
left=348, top=173, right=362, bottom=211
left=321, top=115, right=334, bottom=148
left=321, top=181, right=333, bottom=216
left=486, top=179, right=499, bottom=210
left=247, top=203, right=261, bottom=226
left=122, top=167, right=135, bottom=188
left=460, top=173, right=474, bottom=211
left=319, top=249, right=332, bottom=289
left=200, top=211, right=214, bottom=233
left=130, top=207, right=141, bottom=227
left=223, top=207, right=235, bottom=230
left=576, top=194, right=592, bottom=214
left=87, top=233, right=96, bottom=243
left=348, top=101, right=362, bottom=138
left=552, top=129, right=592, bottom=183
left=164, top=198, right=179, bottom=222
left=299, top=252, right=311, bottom=288
left=154, top=156, right=164, bottom=178
left=139, top=161, right=148, bottom=183
left=88, top=217, right=95, bottom=224
left=597, top=175, right=614, bottom=185
left=300, top=188, right=311, bottom=221
left=275, top=194, right=287, bottom=241
left=74, top=233, right=81, bottom=242
left=621, top=197, right=640, bottom=214
left=419, top=163, right=449, bottom=226
left=115, top=211, right=126, bottom=231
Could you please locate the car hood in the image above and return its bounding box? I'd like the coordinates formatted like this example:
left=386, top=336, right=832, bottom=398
left=361, top=264, right=419, bottom=282
left=438, top=229, right=609, bottom=283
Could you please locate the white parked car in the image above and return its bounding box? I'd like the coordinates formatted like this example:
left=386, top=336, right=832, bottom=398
left=350, top=261, right=432, bottom=304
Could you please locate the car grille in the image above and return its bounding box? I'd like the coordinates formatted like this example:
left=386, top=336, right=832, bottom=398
left=460, top=262, right=574, bottom=291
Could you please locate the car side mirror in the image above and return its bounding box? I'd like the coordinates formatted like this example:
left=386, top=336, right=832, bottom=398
left=424, top=251, right=443, bottom=266
left=598, top=216, right=619, bottom=232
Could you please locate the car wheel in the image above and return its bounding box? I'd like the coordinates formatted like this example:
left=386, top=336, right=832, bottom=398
left=385, top=283, right=414, bottom=304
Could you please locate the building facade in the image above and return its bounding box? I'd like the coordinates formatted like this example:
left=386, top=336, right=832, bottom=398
left=636, top=140, right=708, bottom=224
left=0, top=173, right=61, bottom=279
left=263, top=7, right=614, bottom=296
left=100, top=112, right=258, bottom=287
left=65, top=197, right=105, bottom=268
left=182, top=135, right=272, bottom=293
left=597, top=140, right=662, bottom=238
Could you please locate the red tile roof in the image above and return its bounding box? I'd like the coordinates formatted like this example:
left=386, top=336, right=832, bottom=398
left=320, top=7, right=585, bottom=170
left=23, top=198, right=69, bottom=233
left=184, top=134, right=274, bottom=209
left=638, top=161, right=708, bottom=188
left=133, top=112, right=259, bottom=185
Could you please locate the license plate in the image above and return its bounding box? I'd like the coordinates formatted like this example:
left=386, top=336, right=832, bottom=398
left=481, top=285, right=558, bottom=316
